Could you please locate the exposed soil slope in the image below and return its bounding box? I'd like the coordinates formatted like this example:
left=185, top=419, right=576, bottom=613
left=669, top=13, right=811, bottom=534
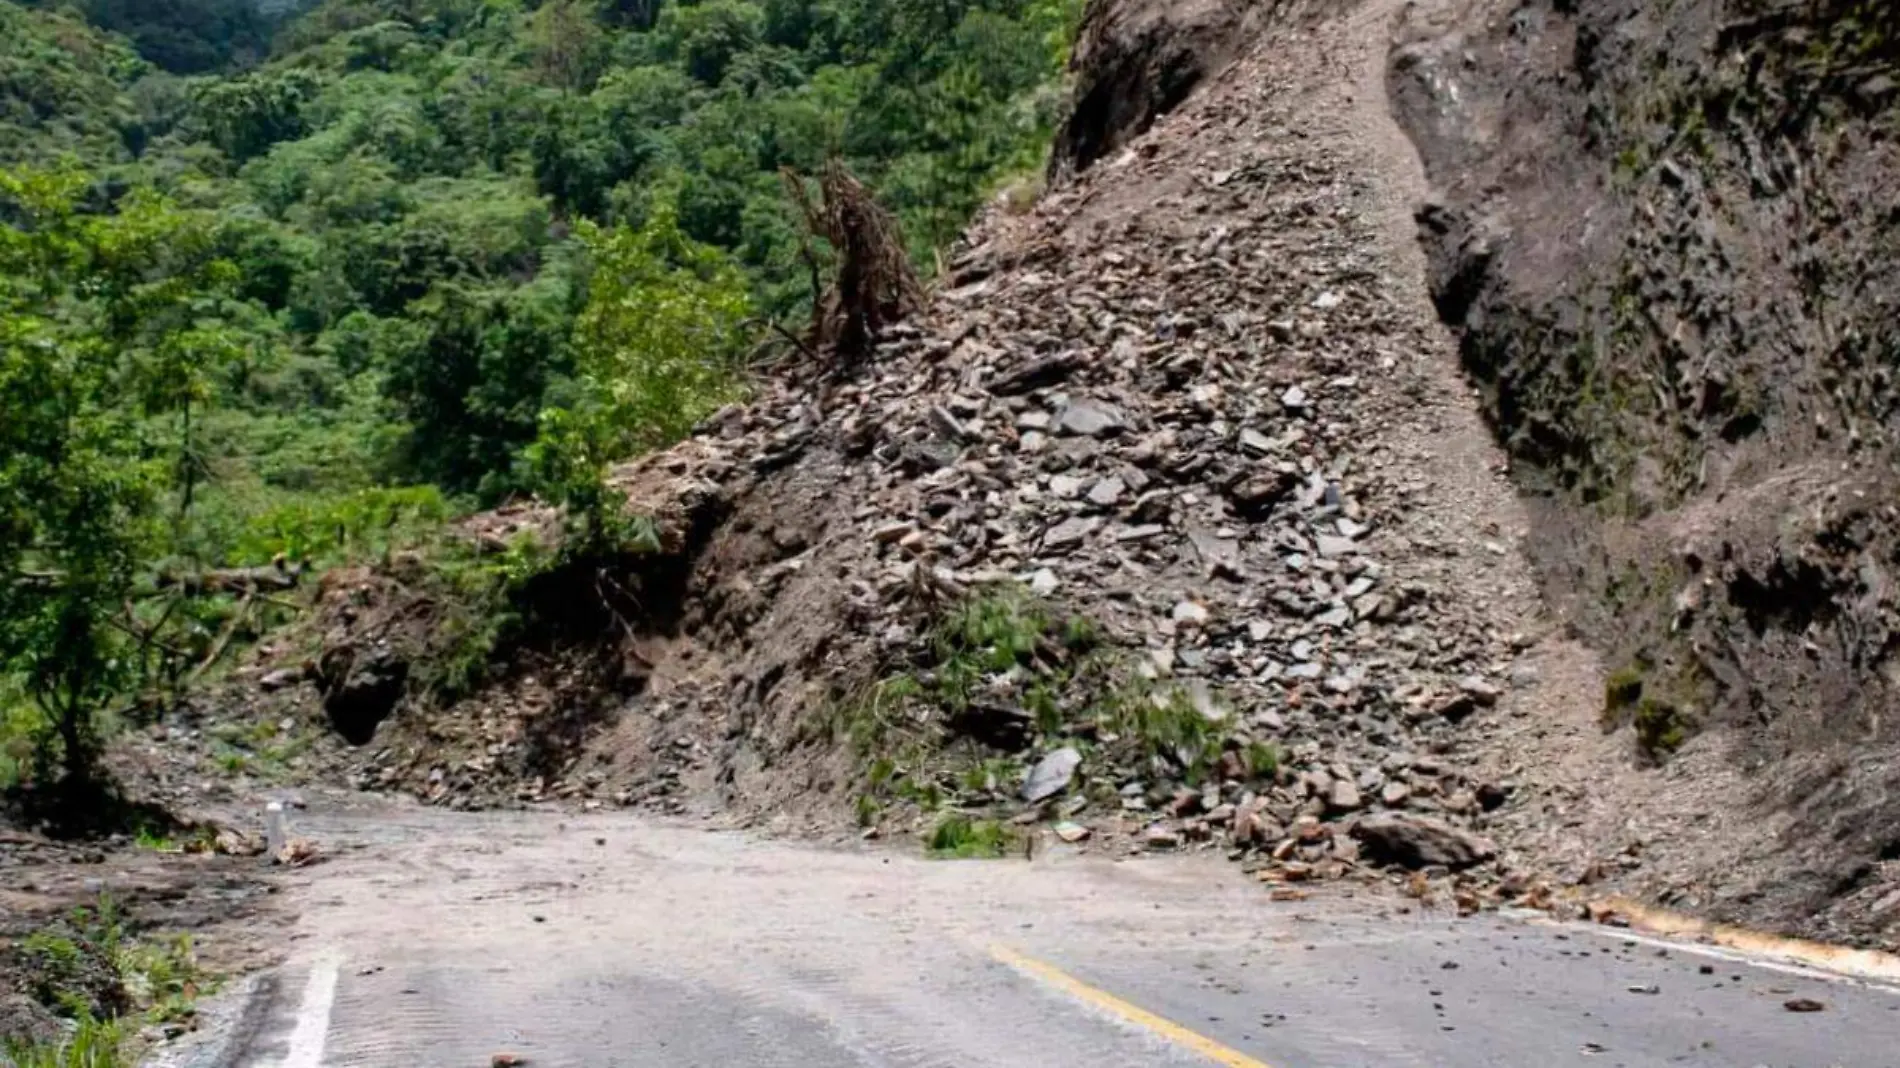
left=188, top=0, right=1637, bottom=907
left=1392, top=0, right=1900, bottom=944
left=186, top=0, right=1900, bottom=944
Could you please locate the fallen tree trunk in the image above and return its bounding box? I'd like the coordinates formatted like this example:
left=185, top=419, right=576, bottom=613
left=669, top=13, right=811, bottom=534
left=155, top=562, right=306, bottom=596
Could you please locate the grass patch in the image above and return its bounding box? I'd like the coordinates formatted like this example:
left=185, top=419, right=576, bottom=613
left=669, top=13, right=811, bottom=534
left=1, top=1016, right=124, bottom=1068
left=1603, top=663, right=1646, bottom=722
left=825, top=676, right=926, bottom=756
left=930, top=589, right=1090, bottom=712
left=202, top=719, right=316, bottom=782
left=1104, top=684, right=1223, bottom=784
left=926, top=814, right=1016, bottom=858
left=1600, top=658, right=1698, bottom=759
left=1632, top=696, right=1692, bottom=757
left=16, top=894, right=214, bottom=1057
left=2, top=678, right=39, bottom=790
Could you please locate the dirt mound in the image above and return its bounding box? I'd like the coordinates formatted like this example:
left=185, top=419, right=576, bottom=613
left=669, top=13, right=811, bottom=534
left=1392, top=0, right=1900, bottom=943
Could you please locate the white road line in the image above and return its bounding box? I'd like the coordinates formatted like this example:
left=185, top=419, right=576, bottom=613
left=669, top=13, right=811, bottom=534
left=278, top=952, right=342, bottom=1068
left=1569, top=924, right=1900, bottom=992
left=1498, top=909, right=1900, bottom=995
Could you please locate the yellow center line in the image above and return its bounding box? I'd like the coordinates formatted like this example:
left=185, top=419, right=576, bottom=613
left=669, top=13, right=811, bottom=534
left=989, top=944, right=1274, bottom=1068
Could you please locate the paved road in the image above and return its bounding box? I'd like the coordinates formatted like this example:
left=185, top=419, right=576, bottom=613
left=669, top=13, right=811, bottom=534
left=162, top=803, right=1896, bottom=1068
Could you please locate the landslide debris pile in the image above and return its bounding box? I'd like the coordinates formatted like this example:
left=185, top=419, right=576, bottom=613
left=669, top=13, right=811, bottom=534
left=1393, top=0, right=1900, bottom=943
left=221, top=0, right=1569, bottom=902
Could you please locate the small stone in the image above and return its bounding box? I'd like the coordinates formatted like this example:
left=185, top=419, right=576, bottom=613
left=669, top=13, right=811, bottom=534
left=1327, top=779, right=1363, bottom=812
left=1057, top=400, right=1126, bottom=437
left=1049, top=474, right=1086, bottom=498
left=1280, top=385, right=1309, bottom=411
left=259, top=667, right=304, bottom=692
left=1149, top=647, right=1176, bottom=675
left=1087, top=477, right=1127, bottom=507
left=1044, top=516, right=1101, bottom=552
left=1314, top=534, right=1356, bottom=558
left=1784, top=998, right=1825, bottom=1013
left=1240, top=428, right=1275, bottom=455
left=1053, top=821, right=1091, bottom=843
left=1458, top=676, right=1502, bottom=707
left=1381, top=781, right=1411, bottom=808
left=492, top=1054, right=528, bottom=1068
left=1229, top=470, right=1299, bottom=518
left=1022, top=747, right=1083, bottom=802
left=1029, top=568, right=1061, bottom=597
left=872, top=521, right=916, bottom=544
left=1116, top=523, right=1167, bottom=543
left=1314, top=607, right=1352, bottom=629
left=1172, top=600, right=1210, bottom=626
left=1143, top=825, right=1183, bottom=849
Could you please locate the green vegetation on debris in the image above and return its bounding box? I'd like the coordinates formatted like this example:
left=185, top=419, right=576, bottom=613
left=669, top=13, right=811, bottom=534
left=926, top=813, right=1015, bottom=858
left=5, top=895, right=209, bottom=1068
left=0, top=0, right=1081, bottom=801
left=838, top=586, right=1268, bottom=831
left=1, top=1017, right=123, bottom=1068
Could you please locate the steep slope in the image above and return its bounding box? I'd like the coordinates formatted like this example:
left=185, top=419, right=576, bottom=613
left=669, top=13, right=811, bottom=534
left=1392, top=0, right=1900, bottom=945
left=197, top=0, right=1637, bottom=906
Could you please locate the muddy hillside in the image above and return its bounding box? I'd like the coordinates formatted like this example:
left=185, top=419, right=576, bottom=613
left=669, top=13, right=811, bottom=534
left=190, top=0, right=1900, bottom=947
left=1392, top=0, right=1900, bottom=942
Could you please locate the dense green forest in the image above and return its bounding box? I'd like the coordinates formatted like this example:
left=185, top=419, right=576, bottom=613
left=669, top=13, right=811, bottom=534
left=0, top=0, right=1076, bottom=790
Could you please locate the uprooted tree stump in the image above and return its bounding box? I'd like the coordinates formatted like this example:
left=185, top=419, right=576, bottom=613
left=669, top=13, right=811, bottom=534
left=781, top=161, right=924, bottom=369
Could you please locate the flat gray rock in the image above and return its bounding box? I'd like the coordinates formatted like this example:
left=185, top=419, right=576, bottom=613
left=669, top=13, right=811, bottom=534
left=1022, top=746, right=1083, bottom=802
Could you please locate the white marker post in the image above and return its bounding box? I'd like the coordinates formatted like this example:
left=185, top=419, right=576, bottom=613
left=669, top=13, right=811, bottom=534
left=265, top=801, right=287, bottom=860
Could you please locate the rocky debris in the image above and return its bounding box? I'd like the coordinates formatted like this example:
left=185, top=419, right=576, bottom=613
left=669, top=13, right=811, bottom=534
left=1351, top=814, right=1497, bottom=871
left=222, top=0, right=1554, bottom=910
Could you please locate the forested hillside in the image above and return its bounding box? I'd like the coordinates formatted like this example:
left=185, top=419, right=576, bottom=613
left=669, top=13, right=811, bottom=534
left=0, top=0, right=1075, bottom=791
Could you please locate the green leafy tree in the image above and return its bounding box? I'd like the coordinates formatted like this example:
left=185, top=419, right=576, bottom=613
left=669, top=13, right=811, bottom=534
left=566, top=194, right=751, bottom=454
left=189, top=67, right=321, bottom=162
left=0, top=169, right=240, bottom=788
left=528, top=0, right=608, bottom=92
left=382, top=274, right=576, bottom=497
left=657, top=0, right=766, bottom=85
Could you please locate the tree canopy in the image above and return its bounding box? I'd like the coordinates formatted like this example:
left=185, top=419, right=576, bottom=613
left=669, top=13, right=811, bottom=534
left=0, top=0, right=1080, bottom=791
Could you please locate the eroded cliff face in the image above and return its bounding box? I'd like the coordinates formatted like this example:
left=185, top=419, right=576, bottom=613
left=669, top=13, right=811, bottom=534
left=1051, top=0, right=1302, bottom=177
left=1394, top=0, right=1900, bottom=940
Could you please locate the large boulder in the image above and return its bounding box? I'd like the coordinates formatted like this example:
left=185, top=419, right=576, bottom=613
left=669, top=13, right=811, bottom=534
left=1350, top=814, right=1496, bottom=871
